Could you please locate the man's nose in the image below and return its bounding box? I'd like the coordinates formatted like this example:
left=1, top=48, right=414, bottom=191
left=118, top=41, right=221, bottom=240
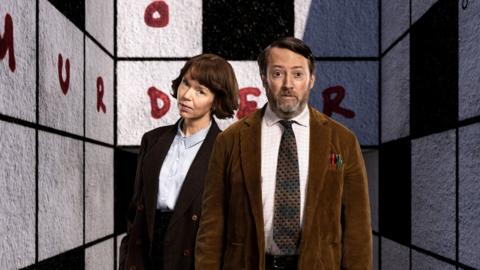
left=283, top=73, right=294, bottom=88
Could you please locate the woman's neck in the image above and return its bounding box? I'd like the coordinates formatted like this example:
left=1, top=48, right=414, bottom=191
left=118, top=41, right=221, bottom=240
left=182, top=117, right=211, bottom=136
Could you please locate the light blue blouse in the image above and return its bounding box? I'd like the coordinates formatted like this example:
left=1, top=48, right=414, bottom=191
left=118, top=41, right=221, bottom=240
left=156, top=120, right=212, bottom=210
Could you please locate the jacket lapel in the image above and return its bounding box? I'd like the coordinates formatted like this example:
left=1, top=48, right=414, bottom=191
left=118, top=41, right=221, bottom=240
left=167, top=121, right=221, bottom=228
left=299, top=107, right=331, bottom=252
left=240, top=108, right=265, bottom=254
left=142, top=122, right=178, bottom=241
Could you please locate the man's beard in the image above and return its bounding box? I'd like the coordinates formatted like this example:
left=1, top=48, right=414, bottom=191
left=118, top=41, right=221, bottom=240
left=267, top=89, right=308, bottom=118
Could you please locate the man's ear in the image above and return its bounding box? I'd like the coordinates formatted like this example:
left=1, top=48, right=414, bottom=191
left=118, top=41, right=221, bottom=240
left=261, top=74, right=268, bottom=89
left=309, top=74, right=316, bottom=89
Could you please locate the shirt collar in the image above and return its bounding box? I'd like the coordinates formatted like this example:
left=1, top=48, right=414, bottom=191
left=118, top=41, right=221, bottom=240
left=264, top=103, right=309, bottom=128
left=177, top=119, right=212, bottom=148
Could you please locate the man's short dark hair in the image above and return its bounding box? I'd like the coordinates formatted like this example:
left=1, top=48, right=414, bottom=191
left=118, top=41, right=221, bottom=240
left=257, top=37, right=316, bottom=76
left=171, top=53, right=239, bottom=119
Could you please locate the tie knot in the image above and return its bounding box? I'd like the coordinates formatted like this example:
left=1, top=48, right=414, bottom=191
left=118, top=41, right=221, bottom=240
left=279, top=120, right=294, bottom=130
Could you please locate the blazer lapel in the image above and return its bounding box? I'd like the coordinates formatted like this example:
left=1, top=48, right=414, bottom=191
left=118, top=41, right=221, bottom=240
left=167, top=121, right=221, bottom=228
left=240, top=108, right=265, bottom=254
left=299, top=107, right=331, bottom=252
left=142, top=123, right=178, bottom=241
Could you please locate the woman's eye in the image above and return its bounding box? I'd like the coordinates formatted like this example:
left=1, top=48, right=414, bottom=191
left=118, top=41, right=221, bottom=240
left=181, top=79, right=189, bottom=86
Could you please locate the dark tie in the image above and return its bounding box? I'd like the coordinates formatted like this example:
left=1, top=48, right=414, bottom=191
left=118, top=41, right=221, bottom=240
left=273, top=120, right=301, bottom=255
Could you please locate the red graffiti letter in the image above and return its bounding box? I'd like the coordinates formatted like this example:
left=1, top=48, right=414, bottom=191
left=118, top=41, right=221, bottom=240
left=237, top=87, right=261, bottom=119
left=96, top=76, right=106, bottom=113
left=0, top=13, right=15, bottom=72
left=144, top=1, right=169, bottom=28
left=322, top=86, right=355, bottom=118
left=147, top=87, right=171, bottom=119
left=58, top=54, right=70, bottom=95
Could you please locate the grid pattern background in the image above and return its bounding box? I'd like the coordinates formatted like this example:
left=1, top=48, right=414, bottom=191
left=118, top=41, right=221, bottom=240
left=0, top=0, right=479, bottom=269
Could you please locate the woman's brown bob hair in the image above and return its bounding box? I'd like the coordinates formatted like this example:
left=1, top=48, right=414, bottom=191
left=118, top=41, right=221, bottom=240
left=171, top=54, right=239, bottom=119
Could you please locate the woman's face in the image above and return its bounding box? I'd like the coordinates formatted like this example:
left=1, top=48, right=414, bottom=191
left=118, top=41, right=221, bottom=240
left=177, top=71, right=215, bottom=122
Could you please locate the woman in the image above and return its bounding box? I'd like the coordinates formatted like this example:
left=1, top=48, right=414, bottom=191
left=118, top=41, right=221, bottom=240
left=119, top=54, right=239, bottom=270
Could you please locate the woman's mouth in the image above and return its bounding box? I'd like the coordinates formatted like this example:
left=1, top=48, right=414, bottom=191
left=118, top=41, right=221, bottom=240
left=178, top=103, right=193, bottom=112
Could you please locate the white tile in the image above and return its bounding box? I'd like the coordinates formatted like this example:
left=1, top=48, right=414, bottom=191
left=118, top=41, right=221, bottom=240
left=381, top=36, right=410, bottom=143
left=0, top=0, right=36, bottom=122
left=38, top=131, right=83, bottom=260
left=117, top=0, right=202, bottom=57
left=0, top=121, right=35, bottom=269
left=298, top=0, right=378, bottom=57
left=85, top=143, right=114, bottom=242
left=459, top=0, right=480, bottom=120
left=459, top=123, right=480, bottom=269
left=86, top=0, right=114, bottom=54
left=39, top=0, right=84, bottom=135
left=117, top=61, right=184, bottom=145
left=312, top=61, right=379, bottom=145
left=294, top=0, right=312, bottom=39
left=85, top=239, right=114, bottom=270
left=85, top=37, right=114, bottom=144
left=381, top=0, right=409, bottom=52
left=412, top=0, right=439, bottom=24
left=411, top=250, right=455, bottom=270
left=411, top=130, right=456, bottom=259
left=381, top=238, right=410, bottom=270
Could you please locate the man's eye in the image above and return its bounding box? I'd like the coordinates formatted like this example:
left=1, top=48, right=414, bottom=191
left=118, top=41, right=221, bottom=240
left=294, top=72, right=304, bottom=78
left=272, top=71, right=282, bottom=77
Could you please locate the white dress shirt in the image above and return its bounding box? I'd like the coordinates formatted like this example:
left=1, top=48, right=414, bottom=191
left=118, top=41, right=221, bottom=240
left=157, top=120, right=212, bottom=210
left=261, top=104, right=310, bottom=255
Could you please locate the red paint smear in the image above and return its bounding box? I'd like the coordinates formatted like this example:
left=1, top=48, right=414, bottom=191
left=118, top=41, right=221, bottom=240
left=0, top=13, right=15, bottom=72
left=147, top=86, right=171, bottom=119
left=58, top=54, right=70, bottom=95
left=237, top=87, right=261, bottom=119
left=322, top=86, right=355, bottom=118
left=144, top=1, right=169, bottom=28
left=97, top=76, right=106, bottom=113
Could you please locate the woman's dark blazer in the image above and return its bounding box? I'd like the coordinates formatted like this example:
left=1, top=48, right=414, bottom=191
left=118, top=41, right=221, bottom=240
left=119, top=120, right=221, bottom=270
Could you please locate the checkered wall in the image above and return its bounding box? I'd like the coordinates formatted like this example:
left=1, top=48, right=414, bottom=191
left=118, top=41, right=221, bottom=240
left=0, top=0, right=478, bottom=269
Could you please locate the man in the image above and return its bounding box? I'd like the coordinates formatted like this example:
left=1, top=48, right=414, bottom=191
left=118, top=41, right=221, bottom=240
left=195, top=37, right=372, bottom=270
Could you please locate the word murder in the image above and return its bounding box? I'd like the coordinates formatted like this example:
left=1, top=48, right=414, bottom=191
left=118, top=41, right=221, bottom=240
left=2, top=11, right=354, bottom=119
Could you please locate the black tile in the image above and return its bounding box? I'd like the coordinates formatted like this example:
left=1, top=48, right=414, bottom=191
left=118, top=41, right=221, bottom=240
left=47, top=0, right=85, bottom=31
left=410, top=0, right=458, bottom=138
left=379, top=138, right=411, bottom=245
left=114, top=148, right=139, bottom=234
left=203, top=0, right=294, bottom=60
left=21, top=247, right=84, bottom=270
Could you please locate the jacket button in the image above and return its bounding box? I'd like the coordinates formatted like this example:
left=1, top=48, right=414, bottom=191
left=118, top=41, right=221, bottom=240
left=129, top=266, right=136, bottom=270
left=137, top=204, right=144, bottom=211
left=191, top=214, right=198, bottom=221
left=183, top=249, right=191, bottom=256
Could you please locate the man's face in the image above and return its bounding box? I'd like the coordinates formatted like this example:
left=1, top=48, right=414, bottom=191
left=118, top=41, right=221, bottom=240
left=262, top=47, right=315, bottom=119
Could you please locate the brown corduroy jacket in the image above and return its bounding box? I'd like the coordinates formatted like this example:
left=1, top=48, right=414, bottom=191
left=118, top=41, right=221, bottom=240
left=195, top=106, right=372, bottom=270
